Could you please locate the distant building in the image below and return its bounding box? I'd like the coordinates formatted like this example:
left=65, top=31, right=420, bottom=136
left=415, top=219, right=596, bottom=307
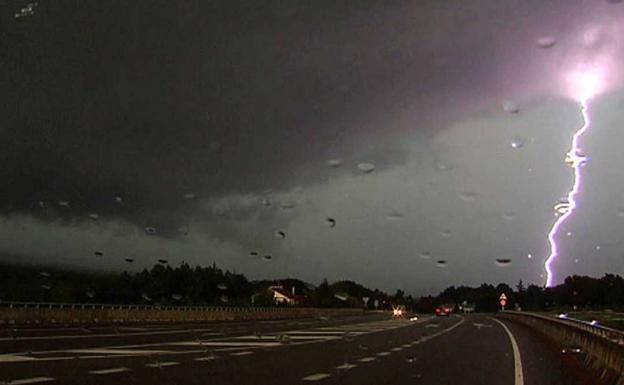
left=268, top=285, right=306, bottom=306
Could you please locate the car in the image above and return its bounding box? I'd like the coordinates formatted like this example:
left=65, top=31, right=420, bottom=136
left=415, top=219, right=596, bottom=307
left=435, top=307, right=449, bottom=316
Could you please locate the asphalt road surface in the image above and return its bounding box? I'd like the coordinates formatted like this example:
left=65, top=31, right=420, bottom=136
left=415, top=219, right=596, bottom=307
left=0, top=313, right=589, bottom=385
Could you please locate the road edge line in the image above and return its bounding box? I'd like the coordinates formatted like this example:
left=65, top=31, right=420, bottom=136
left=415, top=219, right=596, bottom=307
left=489, top=317, right=524, bottom=385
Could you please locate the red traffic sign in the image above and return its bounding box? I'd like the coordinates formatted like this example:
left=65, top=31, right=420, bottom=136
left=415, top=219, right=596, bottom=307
left=499, top=293, right=507, bottom=301
left=500, top=299, right=507, bottom=306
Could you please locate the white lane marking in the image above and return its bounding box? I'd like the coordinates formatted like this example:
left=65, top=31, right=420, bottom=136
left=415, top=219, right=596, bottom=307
left=302, top=373, right=331, bottom=381
left=145, top=361, right=179, bottom=367
left=170, top=341, right=280, bottom=347
left=88, top=367, right=131, bottom=375
left=358, top=357, right=376, bottom=362
left=8, top=377, right=56, bottom=385
left=231, top=351, right=254, bottom=356
left=376, top=351, right=391, bottom=356
left=66, top=348, right=173, bottom=355
left=194, top=356, right=219, bottom=361
left=0, top=354, right=37, bottom=362
left=401, top=344, right=411, bottom=348
left=335, top=363, right=357, bottom=370
left=391, top=347, right=403, bottom=352
left=285, top=330, right=362, bottom=335
left=489, top=317, right=524, bottom=385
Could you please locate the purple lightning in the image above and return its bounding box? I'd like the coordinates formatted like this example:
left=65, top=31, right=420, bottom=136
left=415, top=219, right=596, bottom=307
left=544, top=70, right=600, bottom=287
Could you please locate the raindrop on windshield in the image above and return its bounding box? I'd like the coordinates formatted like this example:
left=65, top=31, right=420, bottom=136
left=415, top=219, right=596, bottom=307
left=219, top=294, right=229, bottom=303
left=275, top=231, right=286, bottom=239
left=325, top=217, right=336, bottom=228
left=145, top=227, right=156, bottom=234
left=263, top=255, right=273, bottom=261
left=357, top=163, right=375, bottom=173
left=511, top=137, right=525, bottom=149
left=217, top=283, right=228, bottom=290
left=386, top=212, right=404, bottom=221
left=280, top=201, right=296, bottom=209
left=85, top=290, right=95, bottom=299
left=535, top=36, right=557, bottom=48
left=334, top=293, right=348, bottom=301
left=502, top=101, right=519, bottom=114
left=617, top=208, right=624, bottom=217
left=172, top=294, right=183, bottom=301
left=183, top=193, right=196, bottom=199
left=327, top=159, right=343, bottom=168
left=441, top=229, right=452, bottom=238
left=527, top=253, right=533, bottom=259
left=125, top=258, right=134, bottom=263
left=114, top=196, right=123, bottom=203
left=88, top=213, right=99, bottom=220
left=459, top=192, right=478, bottom=202
left=141, top=293, right=152, bottom=302
left=250, top=251, right=259, bottom=256
left=39, top=271, right=50, bottom=278
left=436, top=260, right=448, bottom=267
left=503, top=212, right=516, bottom=220
left=94, top=251, right=104, bottom=257
left=595, top=245, right=601, bottom=251
left=58, top=201, right=70, bottom=207
left=419, top=251, right=431, bottom=260
left=41, top=284, right=51, bottom=291
left=157, top=259, right=168, bottom=264
left=435, top=160, right=455, bottom=171
left=262, top=198, right=271, bottom=207
left=495, top=258, right=512, bottom=267
left=38, top=201, right=45, bottom=208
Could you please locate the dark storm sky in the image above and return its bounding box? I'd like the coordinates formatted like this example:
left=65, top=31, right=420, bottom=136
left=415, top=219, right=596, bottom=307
left=2, top=0, right=624, bottom=295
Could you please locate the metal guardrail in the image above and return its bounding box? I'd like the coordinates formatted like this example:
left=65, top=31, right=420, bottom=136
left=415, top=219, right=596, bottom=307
left=500, top=311, right=624, bottom=385
left=0, top=300, right=289, bottom=312
left=504, top=311, right=624, bottom=346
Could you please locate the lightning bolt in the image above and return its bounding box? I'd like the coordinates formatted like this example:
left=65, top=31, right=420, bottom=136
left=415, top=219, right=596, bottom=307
left=543, top=99, right=591, bottom=287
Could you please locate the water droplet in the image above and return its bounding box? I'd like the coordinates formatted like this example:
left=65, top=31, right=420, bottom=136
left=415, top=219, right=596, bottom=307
left=511, top=137, right=525, bottom=149
left=441, top=229, right=452, bottom=238
left=574, top=258, right=579, bottom=263
left=263, top=255, right=272, bottom=261
left=219, top=294, right=229, bottom=303
left=88, top=213, right=99, bottom=220
left=172, top=294, right=183, bottom=301
left=158, top=259, right=168, bottom=264
left=357, top=163, right=375, bottom=173
left=567, top=231, right=572, bottom=237
left=280, top=201, right=296, bottom=209
left=617, top=208, right=624, bottom=217
left=495, top=258, right=512, bottom=267
left=386, top=212, right=404, bottom=221
left=262, top=198, right=271, bottom=207
left=459, top=192, right=478, bottom=202
left=436, top=260, right=448, bottom=267
left=145, top=227, right=157, bottom=234
left=58, top=201, right=70, bottom=207
left=217, top=283, right=228, bottom=290
left=86, top=290, right=95, bottom=299
left=419, top=251, right=431, bottom=260
left=536, top=36, right=557, bottom=48
left=141, top=293, right=152, bottom=302
left=527, top=253, right=533, bottom=259
left=502, top=101, right=519, bottom=114
left=125, top=258, right=134, bottom=263
left=358, top=344, right=368, bottom=351
left=275, top=231, right=286, bottom=239
left=334, top=293, right=348, bottom=301
left=39, top=271, right=50, bottom=278
left=595, top=245, right=601, bottom=251
left=114, top=196, right=123, bottom=203
left=94, top=251, right=104, bottom=257
left=434, top=160, right=455, bottom=171
left=327, top=159, right=343, bottom=168
left=41, top=284, right=51, bottom=291
left=250, top=251, right=259, bottom=256
left=38, top=201, right=46, bottom=208
left=183, top=193, right=196, bottom=200
left=325, top=217, right=336, bottom=228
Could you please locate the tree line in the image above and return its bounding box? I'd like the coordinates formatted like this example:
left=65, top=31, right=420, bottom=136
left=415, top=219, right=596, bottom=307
left=1, top=261, right=622, bottom=312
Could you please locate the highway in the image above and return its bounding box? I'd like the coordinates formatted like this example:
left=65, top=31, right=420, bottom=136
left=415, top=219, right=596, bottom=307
left=0, top=313, right=589, bottom=385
